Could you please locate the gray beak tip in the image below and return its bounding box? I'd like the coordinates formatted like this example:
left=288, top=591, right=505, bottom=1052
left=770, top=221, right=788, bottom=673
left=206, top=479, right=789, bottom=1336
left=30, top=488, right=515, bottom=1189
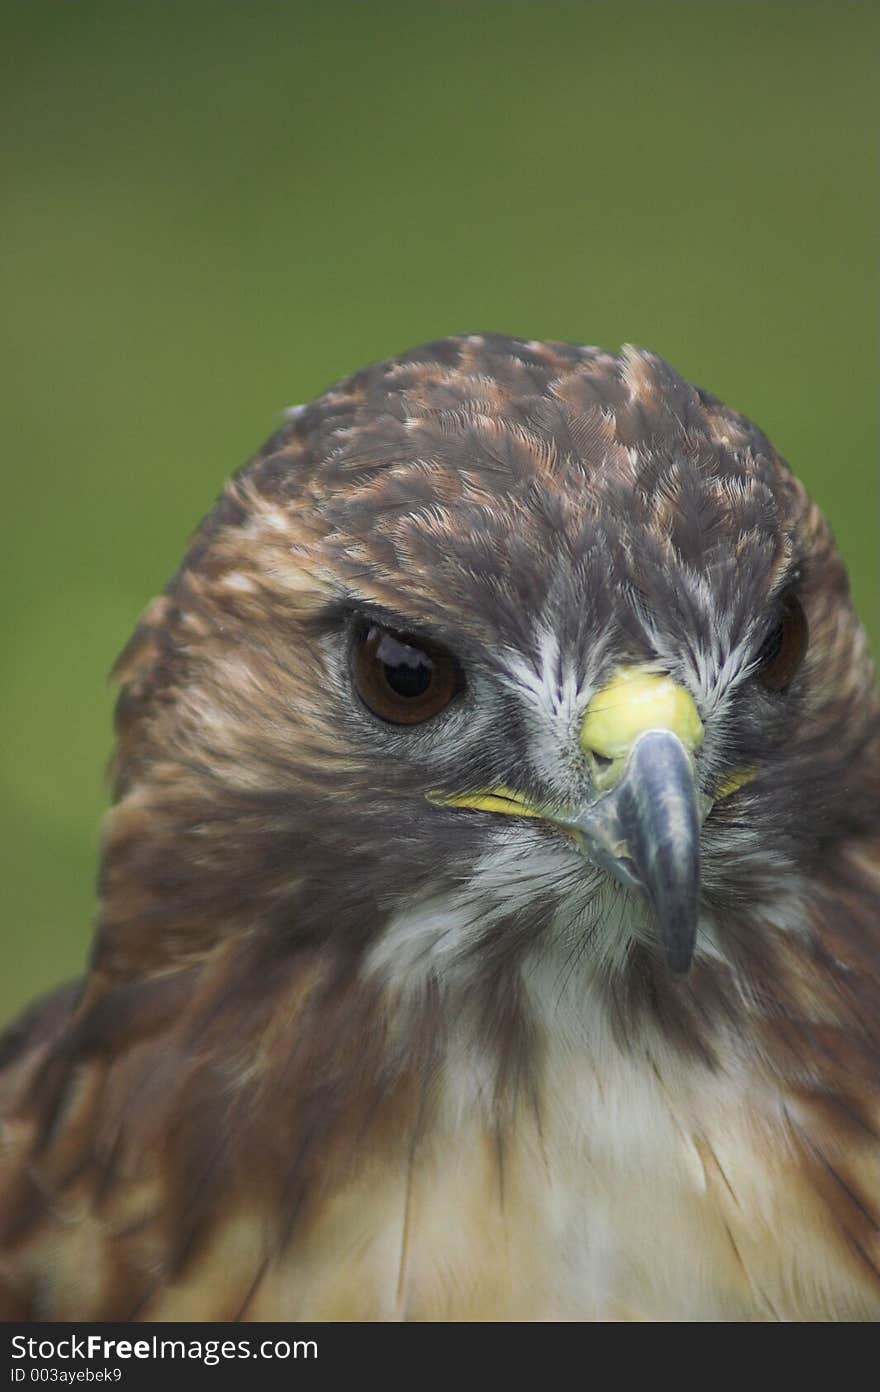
left=662, top=930, right=696, bottom=977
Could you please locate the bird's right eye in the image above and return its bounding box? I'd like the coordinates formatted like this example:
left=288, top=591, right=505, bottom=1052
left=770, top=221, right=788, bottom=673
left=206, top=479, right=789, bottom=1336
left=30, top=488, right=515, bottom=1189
left=352, top=622, right=464, bottom=725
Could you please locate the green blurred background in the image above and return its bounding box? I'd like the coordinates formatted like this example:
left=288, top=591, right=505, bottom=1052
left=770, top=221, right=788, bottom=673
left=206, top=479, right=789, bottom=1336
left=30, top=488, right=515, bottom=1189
left=2, top=1, right=877, bottom=1021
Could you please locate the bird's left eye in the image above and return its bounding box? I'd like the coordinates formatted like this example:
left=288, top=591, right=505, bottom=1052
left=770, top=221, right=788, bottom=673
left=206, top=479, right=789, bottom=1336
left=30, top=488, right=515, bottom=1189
left=755, top=591, right=808, bottom=692
left=352, top=622, right=464, bottom=725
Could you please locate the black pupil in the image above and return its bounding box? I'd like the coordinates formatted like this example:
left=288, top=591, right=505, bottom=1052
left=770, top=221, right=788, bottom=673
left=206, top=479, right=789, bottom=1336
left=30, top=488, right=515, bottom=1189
left=759, top=622, right=784, bottom=669
left=376, top=634, right=433, bottom=699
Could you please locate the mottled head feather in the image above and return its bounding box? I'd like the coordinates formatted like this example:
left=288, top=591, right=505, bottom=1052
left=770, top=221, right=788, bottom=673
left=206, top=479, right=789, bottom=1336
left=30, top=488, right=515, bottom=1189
left=102, top=335, right=876, bottom=977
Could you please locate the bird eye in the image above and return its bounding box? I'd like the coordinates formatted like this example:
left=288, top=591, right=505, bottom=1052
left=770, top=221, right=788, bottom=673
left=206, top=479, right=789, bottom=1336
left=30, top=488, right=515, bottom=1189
left=755, top=592, right=808, bottom=692
left=352, top=622, right=464, bottom=725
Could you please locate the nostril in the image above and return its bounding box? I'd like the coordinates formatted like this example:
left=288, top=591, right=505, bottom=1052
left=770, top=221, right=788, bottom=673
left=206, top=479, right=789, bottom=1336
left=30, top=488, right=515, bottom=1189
left=588, top=750, right=619, bottom=790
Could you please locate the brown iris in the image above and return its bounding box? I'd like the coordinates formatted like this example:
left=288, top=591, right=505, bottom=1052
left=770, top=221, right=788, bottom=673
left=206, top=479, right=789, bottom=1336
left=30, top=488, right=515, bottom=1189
left=353, top=622, right=463, bottom=724
left=755, top=592, right=809, bottom=692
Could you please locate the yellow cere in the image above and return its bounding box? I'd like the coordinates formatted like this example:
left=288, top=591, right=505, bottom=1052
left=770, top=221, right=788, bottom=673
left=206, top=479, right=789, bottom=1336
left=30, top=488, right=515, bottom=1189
left=426, top=787, right=544, bottom=818
left=715, top=767, right=758, bottom=800
left=429, top=670, right=731, bottom=816
left=580, top=666, right=704, bottom=761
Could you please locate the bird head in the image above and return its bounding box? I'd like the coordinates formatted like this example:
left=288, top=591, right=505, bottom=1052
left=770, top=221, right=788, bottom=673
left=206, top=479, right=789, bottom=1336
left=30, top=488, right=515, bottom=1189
left=100, top=335, right=878, bottom=1018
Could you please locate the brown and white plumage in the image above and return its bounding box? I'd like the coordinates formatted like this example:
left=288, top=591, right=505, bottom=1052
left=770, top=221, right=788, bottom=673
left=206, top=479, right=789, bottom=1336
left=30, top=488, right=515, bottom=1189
left=2, top=333, right=879, bottom=1320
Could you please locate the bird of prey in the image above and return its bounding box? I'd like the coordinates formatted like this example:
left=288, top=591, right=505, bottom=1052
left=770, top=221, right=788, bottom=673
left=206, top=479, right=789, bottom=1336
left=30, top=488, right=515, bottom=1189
left=1, top=334, right=878, bottom=1321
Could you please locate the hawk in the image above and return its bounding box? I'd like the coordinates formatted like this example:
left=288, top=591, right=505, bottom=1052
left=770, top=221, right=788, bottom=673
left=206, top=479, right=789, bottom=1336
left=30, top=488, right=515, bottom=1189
left=1, top=334, right=878, bottom=1321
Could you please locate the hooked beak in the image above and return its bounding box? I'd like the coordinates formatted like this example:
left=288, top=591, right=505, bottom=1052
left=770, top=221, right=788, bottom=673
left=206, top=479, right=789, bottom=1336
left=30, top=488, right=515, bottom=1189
left=429, top=667, right=755, bottom=976
left=563, top=667, right=707, bottom=975
left=561, top=727, right=706, bottom=974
